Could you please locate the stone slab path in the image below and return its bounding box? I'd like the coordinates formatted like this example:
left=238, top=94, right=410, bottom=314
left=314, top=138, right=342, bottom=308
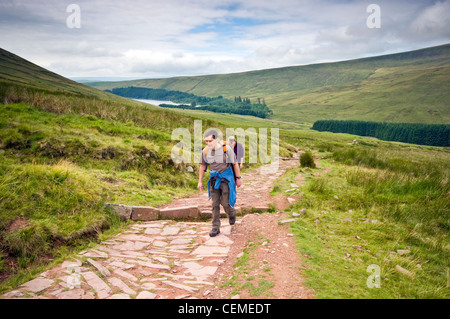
left=1, top=153, right=302, bottom=299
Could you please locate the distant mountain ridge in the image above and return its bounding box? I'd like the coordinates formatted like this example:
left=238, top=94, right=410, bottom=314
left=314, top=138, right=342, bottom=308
left=87, top=44, right=450, bottom=124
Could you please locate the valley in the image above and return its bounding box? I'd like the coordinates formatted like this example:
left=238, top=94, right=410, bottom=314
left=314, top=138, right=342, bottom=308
left=0, top=46, right=448, bottom=299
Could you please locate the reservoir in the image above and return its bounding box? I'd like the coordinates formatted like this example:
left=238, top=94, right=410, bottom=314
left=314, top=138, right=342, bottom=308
left=134, top=98, right=202, bottom=108
left=133, top=99, right=184, bottom=106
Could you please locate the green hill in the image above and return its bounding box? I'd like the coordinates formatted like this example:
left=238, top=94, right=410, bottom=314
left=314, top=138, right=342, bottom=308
left=0, top=47, right=448, bottom=299
left=0, top=49, right=111, bottom=99
left=88, top=44, right=450, bottom=124
left=0, top=47, right=293, bottom=286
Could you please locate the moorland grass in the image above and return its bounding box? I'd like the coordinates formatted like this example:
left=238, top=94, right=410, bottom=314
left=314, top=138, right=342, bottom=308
left=0, top=97, right=291, bottom=291
left=274, top=135, right=449, bottom=298
left=0, top=48, right=448, bottom=298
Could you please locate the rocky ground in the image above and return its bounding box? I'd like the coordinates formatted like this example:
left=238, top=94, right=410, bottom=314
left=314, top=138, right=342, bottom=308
left=1, top=152, right=316, bottom=299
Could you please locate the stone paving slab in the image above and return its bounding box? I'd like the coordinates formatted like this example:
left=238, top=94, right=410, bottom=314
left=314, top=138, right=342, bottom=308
left=1, top=218, right=238, bottom=299
left=20, top=278, right=54, bottom=293
left=131, top=206, right=159, bottom=221
left=82, top=271, right=112, bottom=299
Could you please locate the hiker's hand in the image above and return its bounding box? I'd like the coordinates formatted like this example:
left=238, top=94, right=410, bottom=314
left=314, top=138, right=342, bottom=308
left=197, top=182, right=203, bottom=190
left=239, top=163, right=243, bottom=169
left=236, top=179, right=242, bottom=188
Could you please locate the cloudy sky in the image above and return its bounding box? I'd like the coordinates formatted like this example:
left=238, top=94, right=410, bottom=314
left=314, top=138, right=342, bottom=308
left=1, top=0, right=449, bottom=79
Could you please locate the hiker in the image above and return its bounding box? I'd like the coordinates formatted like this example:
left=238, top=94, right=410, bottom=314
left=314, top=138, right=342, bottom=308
left=228, top=136, right=244, bottom=169
left=198, top=129, right=242, bottom=237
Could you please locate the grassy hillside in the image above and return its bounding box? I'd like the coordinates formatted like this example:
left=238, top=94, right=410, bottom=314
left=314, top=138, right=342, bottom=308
left=0, top=47, right=448, bottom=299
left=271, top=130, right=449, bottom=298
left=88, top=44, right=450, bottom=124
left=0, top=48, right=295, bottom=289
left=0, top=49, right=114, bottom=100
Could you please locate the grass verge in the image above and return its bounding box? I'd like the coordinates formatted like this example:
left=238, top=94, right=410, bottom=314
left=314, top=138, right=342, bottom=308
left=222, top=233, right=275, bottom=298
left=282, top=142, right=449, bottom=298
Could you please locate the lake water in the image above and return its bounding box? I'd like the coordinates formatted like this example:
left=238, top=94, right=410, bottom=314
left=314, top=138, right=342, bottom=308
left=134, top=98, right=203, bottom=108
left=133, top=99, right=184, bottom=106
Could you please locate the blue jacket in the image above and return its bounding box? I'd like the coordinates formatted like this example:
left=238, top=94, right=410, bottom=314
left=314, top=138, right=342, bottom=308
left=207, top=167, right=236, bottom=208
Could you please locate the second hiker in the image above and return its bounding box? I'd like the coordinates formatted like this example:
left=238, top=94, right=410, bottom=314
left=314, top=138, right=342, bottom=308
left=228, top=135, right=244, bottom=169
left=197, top=129, right=242, bottom=237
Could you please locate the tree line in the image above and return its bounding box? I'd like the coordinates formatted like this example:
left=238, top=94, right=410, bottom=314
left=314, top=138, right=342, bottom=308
left=106, top=86, right=272, bottom=118
left=158, top=103, right=271, bottom=118
left=311, top=120, right=450, bottom=147
left=107, top=86, right=199, bottom=101
left=234, top=96, right=266, bottom=106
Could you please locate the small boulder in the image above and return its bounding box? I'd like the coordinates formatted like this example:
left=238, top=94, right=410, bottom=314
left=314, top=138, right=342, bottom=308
left=395, top=265, right=413, bottom=277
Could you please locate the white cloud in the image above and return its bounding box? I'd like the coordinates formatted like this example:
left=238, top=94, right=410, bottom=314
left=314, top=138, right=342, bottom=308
left=409, top=1, right=450, bottom=39
left=0, top=0, right=449, bottom=78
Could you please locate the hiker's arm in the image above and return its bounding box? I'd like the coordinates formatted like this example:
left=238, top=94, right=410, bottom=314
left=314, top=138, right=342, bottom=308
left=233, top=162, right=242, bottom=187
left=233, top=162, right=240, bottom=177
left=238, top=143, right=244, bottom=169
left=198, top=164, right=206, bottom=190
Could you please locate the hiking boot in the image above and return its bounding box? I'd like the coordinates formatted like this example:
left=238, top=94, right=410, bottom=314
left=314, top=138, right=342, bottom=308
left=209, top=228, right=220, bottom=237
left=229, top=214, right=236, bottom=225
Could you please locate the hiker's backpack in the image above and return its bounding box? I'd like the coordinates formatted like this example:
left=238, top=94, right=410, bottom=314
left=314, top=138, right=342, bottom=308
left=203, top=140, right=230, bottom=160
left=203, top=141, right=236, bottom=180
